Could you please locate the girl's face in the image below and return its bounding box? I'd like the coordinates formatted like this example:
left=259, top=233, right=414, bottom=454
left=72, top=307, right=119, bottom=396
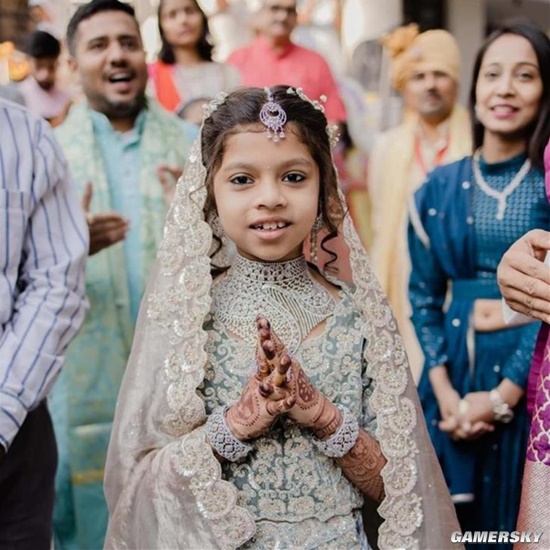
left=213, top=125, right=320, bottom=263
left=475, top=33, right=543, bottom=142
left=160, top=0, right=204, bottom=49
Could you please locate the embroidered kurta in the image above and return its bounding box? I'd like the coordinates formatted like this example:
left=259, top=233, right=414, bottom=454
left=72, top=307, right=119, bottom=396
left=409, top=154, right=549, bottom=547
left=50, top=100, right=192, bottom=550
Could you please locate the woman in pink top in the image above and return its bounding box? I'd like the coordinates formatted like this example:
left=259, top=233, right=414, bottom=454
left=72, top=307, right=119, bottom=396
left=148, top=0, right=240, bottom=113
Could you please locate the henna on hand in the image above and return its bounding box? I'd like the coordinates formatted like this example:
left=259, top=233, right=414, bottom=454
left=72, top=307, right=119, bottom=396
left=256, top=317, right=337, bottom=431
left=225, top=317, right=295, bottom=441
left=253, top=316, right=386, bottom=502
left=336, top=429, right=386, bottom=503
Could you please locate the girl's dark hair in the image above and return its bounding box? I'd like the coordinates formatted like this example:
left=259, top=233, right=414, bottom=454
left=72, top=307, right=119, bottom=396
left=201, top=85, right=345, bottom=271
left=469, top=20, right=550, bottom=170
left=157, top=0, right=213, bottom=63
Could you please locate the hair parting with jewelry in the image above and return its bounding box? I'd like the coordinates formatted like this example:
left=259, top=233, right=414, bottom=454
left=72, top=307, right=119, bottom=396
left=200, top=85, right=346, bottom=271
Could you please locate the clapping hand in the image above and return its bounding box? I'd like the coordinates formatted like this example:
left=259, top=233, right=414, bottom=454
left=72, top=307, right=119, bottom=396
left=82, top=182, right=129, bottom=256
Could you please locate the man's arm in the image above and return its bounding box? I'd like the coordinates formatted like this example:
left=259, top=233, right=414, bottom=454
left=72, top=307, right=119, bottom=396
left=497, top=229, right=550, bottom=325
left=0, top=117, right=88, bottom=452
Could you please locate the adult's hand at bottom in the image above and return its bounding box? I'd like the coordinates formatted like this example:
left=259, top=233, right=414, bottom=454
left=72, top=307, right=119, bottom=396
left=497, top=229, right=550, bottom=324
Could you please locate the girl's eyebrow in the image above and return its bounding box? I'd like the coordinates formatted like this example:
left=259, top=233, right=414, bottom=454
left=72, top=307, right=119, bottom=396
left=221, top=158, right=314, bottom=173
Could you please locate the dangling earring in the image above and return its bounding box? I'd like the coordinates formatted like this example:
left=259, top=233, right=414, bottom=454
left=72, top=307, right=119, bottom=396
left=310, top=215, right=323, bottom=263
left=209, top=211, right=223, bottom=239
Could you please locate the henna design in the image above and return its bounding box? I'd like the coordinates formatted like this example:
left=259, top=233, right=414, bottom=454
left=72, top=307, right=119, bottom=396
left=336, top=429, right=386, bottom=503
left=225, top=315, right=296, bottom=441
left=296, top=367, right=317, bottom=404
left=312, top=401, right=342, bottom=440
left=226, top=384, right=265, bottom=440
left=254, top=316, right=337, bottom=430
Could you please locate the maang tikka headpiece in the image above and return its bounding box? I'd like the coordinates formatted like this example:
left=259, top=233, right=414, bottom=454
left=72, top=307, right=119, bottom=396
left=260, top=87, right=287, bottom=142
left=202, top=87, right=339, bottom=148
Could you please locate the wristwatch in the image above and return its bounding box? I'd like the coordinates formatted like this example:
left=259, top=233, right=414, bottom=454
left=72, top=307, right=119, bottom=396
left=489, top=389, right=514, bottom=424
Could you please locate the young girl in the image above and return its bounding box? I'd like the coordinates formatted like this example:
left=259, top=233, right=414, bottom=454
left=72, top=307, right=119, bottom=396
left=408, top=22, right=550, bottom=546
left=103, top=86, right=459, bottom=549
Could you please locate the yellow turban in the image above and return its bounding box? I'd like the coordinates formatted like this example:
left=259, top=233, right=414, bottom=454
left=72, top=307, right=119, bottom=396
left=381, top=24, right=461, bottom=92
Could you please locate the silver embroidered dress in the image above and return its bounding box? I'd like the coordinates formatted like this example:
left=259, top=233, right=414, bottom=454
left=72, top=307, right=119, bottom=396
left=201, top=255, right=375, bottom=548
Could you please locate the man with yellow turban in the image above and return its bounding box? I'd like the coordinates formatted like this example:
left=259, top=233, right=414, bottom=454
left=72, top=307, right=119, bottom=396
left=369, top=25, right=472, bottom=379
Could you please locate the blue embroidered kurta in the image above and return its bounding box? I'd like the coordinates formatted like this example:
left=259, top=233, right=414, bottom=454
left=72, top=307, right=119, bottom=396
left=408, top=154, right=549, bottom=546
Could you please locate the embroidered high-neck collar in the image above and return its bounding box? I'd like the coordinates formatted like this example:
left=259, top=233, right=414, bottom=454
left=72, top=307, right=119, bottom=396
left=230, top=254, right=309, bottom=283
left=212, top=254, right=335, bottom=353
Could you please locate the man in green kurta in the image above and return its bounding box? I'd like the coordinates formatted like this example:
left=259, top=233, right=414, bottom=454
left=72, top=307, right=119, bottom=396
left=50, top=1, right=193, bottom=548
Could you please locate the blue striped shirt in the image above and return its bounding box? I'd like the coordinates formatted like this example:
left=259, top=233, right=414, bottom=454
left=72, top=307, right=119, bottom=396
left=0, top=99, right=88, bottom=451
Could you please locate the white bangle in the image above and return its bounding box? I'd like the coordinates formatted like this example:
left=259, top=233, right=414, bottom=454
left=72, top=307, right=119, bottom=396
left=312, top=405, right=359, bottom=458
left=206, top=406, right=253, bottom=462
left=489, top=389, right=514, bottom=424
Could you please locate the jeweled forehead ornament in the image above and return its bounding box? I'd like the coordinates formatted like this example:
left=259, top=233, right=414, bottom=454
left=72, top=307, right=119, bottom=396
left=260, top=87, right=287, bottom=143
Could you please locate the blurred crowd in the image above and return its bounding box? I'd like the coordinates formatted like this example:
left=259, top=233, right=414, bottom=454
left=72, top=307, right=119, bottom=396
left=0, top=0, right=549, bottom=549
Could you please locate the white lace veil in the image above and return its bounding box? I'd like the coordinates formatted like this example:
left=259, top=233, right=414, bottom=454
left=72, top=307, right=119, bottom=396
left=104, top=89, right=462, bottom=550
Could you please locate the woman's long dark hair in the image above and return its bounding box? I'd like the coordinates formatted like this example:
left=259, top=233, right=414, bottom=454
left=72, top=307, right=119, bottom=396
left=469, top=21, right=550, bottom=171
left=157, top=0, right=213, bottom=63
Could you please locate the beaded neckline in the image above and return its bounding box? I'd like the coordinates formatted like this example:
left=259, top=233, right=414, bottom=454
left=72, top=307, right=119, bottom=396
left=212, top=254, right=335, bottom=354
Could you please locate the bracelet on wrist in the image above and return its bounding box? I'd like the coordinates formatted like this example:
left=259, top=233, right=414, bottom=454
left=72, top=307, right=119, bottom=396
left=205, top=406, right=253, bottom=462
left=312, top=405, right=359, bottom=458
left=489, top=389, right=514, bottom=424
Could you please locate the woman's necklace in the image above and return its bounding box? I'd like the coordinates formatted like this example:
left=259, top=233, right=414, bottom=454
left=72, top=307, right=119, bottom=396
left=212, top=254, right=335, bottom=354
left=472, top=149, right=531, bottom=221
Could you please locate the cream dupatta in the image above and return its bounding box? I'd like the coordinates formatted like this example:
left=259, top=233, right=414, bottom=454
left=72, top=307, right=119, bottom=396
left=104, top=98, right=462, bottom=549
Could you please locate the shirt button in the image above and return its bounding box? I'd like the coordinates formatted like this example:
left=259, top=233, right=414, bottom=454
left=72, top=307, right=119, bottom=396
left=428, top=208, right=437, bottom=216
left=452, top=318, right=461, bottom=327
left=462, top=181, right=471, bottom=189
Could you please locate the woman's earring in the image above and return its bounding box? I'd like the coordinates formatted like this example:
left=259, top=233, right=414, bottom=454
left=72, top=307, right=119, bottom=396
left=310, top=215, right=323, bottom=263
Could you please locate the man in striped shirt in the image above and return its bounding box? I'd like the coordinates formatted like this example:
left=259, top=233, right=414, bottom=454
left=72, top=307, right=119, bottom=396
left=0, top=98, right=88, bottom=549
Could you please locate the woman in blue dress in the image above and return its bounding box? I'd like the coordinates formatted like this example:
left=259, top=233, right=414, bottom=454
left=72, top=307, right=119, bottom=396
left=408, top=22, right=550, bottom=548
